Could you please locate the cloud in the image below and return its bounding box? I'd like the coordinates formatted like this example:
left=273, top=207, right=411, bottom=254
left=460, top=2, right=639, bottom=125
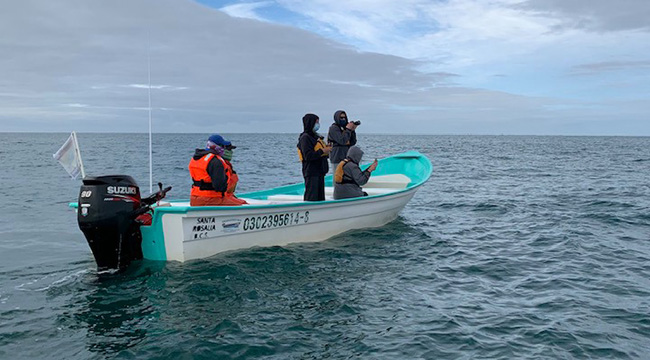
left=570, top=60, right=650, bottom=75
left=220, top=1, right=272, bottom=20
left=124, top=84, right=190, bottom=90
left=215, top=1, right=564, bottom=62
left=0, top=0, right=648, bottom=135
left=517, top=0, right=650, bottom=32
left=211, top=1, right=650, bottom=77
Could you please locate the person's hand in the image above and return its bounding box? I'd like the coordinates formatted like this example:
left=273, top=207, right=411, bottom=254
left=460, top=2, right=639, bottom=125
left=346, top=122, right=357, bottom=131
left=323, top=145, right=332, bottom=155
left=368, top=159, right=378, bottom=172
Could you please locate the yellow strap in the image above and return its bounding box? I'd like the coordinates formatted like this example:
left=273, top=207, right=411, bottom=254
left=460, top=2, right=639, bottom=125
left=314, top=138, right=326, bottom=151
left=334, top=159, right=349, bottom=184
left=298, top=139, right=328, bottom=162
left=315, top=139, right=328, bottom=157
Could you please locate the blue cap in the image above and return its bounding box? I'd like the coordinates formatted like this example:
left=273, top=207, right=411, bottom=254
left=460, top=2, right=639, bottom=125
left=207, top=134, right=234, bottom=148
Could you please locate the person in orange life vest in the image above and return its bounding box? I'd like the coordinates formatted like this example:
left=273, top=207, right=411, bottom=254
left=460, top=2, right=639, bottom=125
left=189, top=134, right=247, bottom=206
left=297, top=113, right=332, bottom=201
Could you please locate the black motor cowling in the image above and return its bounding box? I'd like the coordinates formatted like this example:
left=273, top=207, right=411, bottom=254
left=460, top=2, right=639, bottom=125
left=78, top=175, right=144, bottom=270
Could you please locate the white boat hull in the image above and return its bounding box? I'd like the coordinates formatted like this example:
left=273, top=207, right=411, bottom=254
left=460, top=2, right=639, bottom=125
left=158, top=188, right=416, bottom=261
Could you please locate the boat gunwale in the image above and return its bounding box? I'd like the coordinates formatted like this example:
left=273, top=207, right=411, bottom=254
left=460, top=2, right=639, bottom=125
left=156, top=182, right=424, bottom=214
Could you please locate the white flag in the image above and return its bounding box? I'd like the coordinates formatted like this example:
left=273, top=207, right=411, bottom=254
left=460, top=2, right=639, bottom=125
left=53, top=132, right=85, bottom=179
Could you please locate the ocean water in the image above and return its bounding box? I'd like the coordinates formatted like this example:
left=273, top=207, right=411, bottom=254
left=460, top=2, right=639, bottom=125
left=1, top=133, right=649, bottom=359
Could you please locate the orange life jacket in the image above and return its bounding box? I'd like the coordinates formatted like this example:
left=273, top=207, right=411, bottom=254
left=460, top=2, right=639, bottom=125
left=189, top=153, right=238, bottom=198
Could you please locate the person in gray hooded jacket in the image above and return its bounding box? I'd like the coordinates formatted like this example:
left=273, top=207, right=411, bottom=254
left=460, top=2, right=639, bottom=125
left=333, top=146, right=378, bottom=200
left=327, top=110, right=357, bottom=166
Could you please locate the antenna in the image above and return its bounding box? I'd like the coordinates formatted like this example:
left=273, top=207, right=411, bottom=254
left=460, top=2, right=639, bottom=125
left=147, top=31, right=153, bottom=194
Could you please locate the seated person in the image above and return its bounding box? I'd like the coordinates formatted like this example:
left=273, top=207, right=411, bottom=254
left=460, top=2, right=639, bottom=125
left=333, top=146, right=378, bottom=200
left=189, top=134, right=247, bottom=206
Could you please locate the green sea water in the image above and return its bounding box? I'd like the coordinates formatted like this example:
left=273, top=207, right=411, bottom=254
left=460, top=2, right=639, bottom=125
left=1, top=133, right=649, bottom=359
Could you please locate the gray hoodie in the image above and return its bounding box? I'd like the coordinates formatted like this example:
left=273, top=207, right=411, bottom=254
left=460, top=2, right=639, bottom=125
left=333, top=146, right=371, bottom=200
left=327, top=110, right=357, bottom=164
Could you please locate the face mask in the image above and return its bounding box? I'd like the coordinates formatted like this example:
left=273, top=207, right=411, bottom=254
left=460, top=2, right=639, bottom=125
left=313, top=122, right=320, bottom=132
left=222, top=149, right=233, bottom=161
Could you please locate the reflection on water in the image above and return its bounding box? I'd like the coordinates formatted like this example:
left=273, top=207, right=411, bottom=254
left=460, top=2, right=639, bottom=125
left=60, top=261, right=165, bottom=356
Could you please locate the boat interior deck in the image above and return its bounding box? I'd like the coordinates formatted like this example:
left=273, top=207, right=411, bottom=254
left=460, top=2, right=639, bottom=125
left=161, top=174, right=412, bottom=207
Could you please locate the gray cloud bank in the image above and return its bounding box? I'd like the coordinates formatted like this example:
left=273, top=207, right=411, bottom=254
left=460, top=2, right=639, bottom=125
left=0, top=0, right=648, bottom=135
left=570, top=61, right=650, bottom=75
left=519, top=0, right=650, bottom=32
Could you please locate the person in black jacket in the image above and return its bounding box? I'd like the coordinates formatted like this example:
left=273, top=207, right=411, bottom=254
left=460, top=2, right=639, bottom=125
left=297, top=113, right=332, bottom=201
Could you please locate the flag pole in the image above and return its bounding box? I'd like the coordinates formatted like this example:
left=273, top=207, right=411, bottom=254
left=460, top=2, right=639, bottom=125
left=72, top=131, right=86, bottom=179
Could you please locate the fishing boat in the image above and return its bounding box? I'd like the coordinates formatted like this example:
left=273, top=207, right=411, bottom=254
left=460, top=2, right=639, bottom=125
left=73, top=151, right=432, bottom=269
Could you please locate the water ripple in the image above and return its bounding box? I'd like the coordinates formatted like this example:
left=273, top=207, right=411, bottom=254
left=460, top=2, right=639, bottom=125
left=1, top=134, right=650, bottom=359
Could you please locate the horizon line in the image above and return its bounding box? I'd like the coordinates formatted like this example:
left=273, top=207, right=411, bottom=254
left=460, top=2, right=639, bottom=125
left=1, top=131, right=649, bottom=137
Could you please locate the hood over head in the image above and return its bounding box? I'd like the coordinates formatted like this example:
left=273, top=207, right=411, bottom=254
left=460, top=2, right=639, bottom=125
left=346, top=145, right=364, bottom=164
left=302, top=113, right=319, bottom=134
left=333, top=110, right=348, bottom=127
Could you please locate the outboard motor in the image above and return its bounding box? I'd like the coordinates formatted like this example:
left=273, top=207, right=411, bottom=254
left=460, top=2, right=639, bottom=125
left=77, top=175, right=171, bottom=270
left=77, top=175, right=144, bottom=270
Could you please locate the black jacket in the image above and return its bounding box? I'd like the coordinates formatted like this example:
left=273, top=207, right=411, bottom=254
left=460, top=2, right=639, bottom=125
left=298, top=114, right=329, bottom=176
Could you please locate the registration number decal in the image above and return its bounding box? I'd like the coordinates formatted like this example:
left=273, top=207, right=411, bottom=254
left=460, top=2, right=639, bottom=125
left=242, top=211, right=309, bottom=231
left=185, top=211, right=311, bottom=241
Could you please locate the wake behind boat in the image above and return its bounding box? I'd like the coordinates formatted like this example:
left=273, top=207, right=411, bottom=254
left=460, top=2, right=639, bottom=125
left=72, top=151, right=432, bottom=269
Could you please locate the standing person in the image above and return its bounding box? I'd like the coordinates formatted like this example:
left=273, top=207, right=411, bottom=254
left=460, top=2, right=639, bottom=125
left=327, top=110, right=358, bottom=166
left=297, top=113, right=331, bottom=201
left=189, top=134, right=247, bottom=206
left=333, top=146, right=378, bottom=200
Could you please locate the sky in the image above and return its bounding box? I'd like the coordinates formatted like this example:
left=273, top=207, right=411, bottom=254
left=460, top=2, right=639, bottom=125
left=1, top=0, right=649, bottom=135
